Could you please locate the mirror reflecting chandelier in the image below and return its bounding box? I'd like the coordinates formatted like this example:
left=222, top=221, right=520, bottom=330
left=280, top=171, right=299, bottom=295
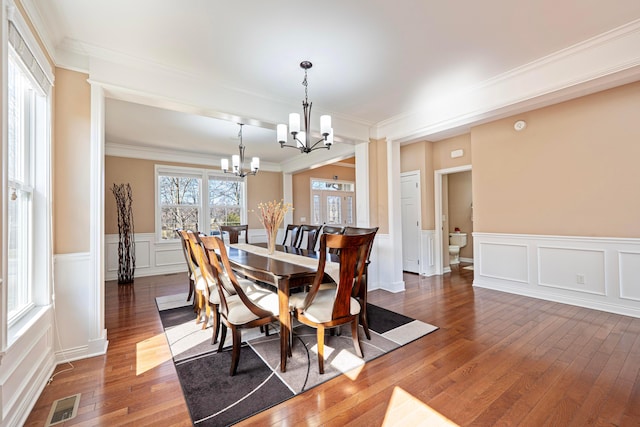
left=221, top=123, right=259, bottom=178
left=277, top=61, right=334, bottom=153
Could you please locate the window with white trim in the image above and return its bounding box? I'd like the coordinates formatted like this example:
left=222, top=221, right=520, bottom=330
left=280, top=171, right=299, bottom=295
left=4, top=11, right=54, bottom=334
left=156, top=166, right=245, bottom=240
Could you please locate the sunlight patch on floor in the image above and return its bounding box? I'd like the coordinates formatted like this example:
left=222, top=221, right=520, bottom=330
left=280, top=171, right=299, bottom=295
left=383, top=387, right=458, bottom=426
left=310, top=344, right=365, bottom=380
left=136, top=333, right=172, bottom=375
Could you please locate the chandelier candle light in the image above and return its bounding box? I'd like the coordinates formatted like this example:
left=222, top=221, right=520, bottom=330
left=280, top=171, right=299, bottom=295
left=221, top=123, right=259, bottom=178
left=256, top=200, right=292, bottom=254
left=277, top=61, right=334, bottom=153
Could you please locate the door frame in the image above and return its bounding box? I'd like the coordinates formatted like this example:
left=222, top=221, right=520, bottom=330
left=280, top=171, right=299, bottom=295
left=434, top=164, right=471, bottom=275
left=400, top=170, right=422, bottom=274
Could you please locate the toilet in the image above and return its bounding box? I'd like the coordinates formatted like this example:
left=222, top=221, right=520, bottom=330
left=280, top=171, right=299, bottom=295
left=449, top=232, right=468, bottom=265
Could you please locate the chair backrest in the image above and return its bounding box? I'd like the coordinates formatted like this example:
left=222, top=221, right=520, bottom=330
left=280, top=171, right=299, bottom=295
left=320, top=225, right=344, bottom=254
left=343, top=226, right=379, bottom=262
left=282, top=224, right=299, bottom=246
left=303, top=232, right=376, bottom=321
left=177, top=229, right=199, bottom=275
left=294, top=224, right=322, bottom=251
left=198, top=235, right=272, bottom=319
left=219, top=225, right=248, bottom=244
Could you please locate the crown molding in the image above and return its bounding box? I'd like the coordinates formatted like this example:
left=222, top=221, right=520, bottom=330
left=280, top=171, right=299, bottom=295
left=105, top=140, right=282, bottom=173
left=376, top=19, right=640, bottom=143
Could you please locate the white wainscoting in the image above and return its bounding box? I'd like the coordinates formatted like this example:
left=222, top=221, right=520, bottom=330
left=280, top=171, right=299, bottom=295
left=0, top=307, right=55, bottom=427
left=105, top=230, right=280, bottom=280
left=53, top=252, right=108, bottom=360
left=473, top=232, right=640, bottom=318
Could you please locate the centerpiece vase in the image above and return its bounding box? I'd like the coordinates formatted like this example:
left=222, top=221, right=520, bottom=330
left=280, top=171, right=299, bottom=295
left=266, top=228, right=277, bottom=254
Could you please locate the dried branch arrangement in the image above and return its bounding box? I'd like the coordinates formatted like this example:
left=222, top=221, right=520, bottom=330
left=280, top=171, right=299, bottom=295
left=255, top=200, right=293, bottom=253
left=112, top=183, right=136, bottom=284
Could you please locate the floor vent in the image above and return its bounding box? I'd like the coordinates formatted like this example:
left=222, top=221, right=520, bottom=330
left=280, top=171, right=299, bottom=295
left=45, top=393, right=81, bottom=426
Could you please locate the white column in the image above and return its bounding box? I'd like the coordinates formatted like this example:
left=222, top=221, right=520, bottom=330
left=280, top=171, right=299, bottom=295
left=384, top=138, right=405, bottom=292
left=88, top=82, right=108, bottom=355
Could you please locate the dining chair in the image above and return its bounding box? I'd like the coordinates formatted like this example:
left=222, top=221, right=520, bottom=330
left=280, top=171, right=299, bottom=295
left=282, top=224, right=299, bottom=246
left=183, top=231, right=214, bottom=329
left=343, top=226, right=379, bottom=340
left=289, top=231, right=376, bottom=374
left=293, top=224, right=322, bottom=251
left=198, top=235, right=279, bottom=376
left=219, top=224, right=249, bottom=244
left=176, top=229, right=196, bottom=304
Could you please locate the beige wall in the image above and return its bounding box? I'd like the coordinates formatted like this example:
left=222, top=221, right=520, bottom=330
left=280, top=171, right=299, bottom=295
left=433, top=133, right=472, bottom=171
left=246, top=171, right=283, bottom=229
left=448, top=170, right=473, bottom=259
left=54, top=68, right=91, bottom=254
left=291, top=163, right=356, bottom=224
left=472, top=81, right=640, bottom=238
left=400, top=140, right=435, bottom=229
left=105, top=156, right=283, bottom=234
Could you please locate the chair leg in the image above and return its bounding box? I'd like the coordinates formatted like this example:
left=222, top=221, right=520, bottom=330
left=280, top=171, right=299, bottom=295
left=211, top=306, right=220, bottom=345
left=187, top=278, right=194, bottom=303
left=351, top=319, right=363, bottom=358
left=317, top=326, right=325, bottom=374
left=230, top=327, right=242, bottom=376
left=218, top=324, right=227, bottom=353
left=202, top=302, right=211, bottom=330
left=360, top=302, right=371, bottom=340
left=195, top=291, right=204, bottom=323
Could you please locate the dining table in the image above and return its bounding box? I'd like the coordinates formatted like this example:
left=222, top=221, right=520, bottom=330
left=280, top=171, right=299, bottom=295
left=224, top=242, right=338, bottom=372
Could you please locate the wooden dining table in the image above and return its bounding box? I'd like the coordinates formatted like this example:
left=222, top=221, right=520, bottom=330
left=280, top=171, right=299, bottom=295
left=224, top=243, right=337, bottom=372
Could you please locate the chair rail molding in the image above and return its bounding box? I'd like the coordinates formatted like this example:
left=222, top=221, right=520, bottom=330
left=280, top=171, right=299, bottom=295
left=473, top=232, right=640, bottom=318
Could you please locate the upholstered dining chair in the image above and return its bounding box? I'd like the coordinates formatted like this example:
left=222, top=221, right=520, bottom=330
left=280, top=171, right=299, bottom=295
left=176, top=229, right=196, bottom=304
left=183, top=231, right=214, bottom=330
left=343, top=226, right=379, bottom=340
left=293, top=224, right=322, bottom=251
left=198, top=235, right=279, bottom=376
left=281, top=224, right=299, bottom=246
left=219, top=224, right=249, bottom=244
left=289, top=232, right=376, bottom=374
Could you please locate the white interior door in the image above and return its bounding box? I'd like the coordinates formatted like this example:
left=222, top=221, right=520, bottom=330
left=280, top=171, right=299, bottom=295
left=401, top=172, right=420, bottom=273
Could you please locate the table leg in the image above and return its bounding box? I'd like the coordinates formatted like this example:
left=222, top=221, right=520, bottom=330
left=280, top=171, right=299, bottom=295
left=278, top=282, right=290, bottom=372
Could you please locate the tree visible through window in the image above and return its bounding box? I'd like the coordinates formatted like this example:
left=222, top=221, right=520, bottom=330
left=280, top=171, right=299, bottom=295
left=209, top=177, right=243, bottom=230
left=158, top=175, right=200, bottom=239
left=156, top=167, right=246, bottom=239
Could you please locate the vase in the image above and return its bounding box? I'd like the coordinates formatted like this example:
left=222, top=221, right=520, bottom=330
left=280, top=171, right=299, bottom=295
left=266, top=228, right=277, bottom=254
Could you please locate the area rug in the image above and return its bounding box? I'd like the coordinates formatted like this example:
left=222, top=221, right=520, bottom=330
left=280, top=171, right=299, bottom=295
left=156, top=293, right=438, bottom=426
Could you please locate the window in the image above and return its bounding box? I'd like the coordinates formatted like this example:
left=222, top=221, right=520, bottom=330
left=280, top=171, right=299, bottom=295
left=208, top=176, right=244, bottom=230
left=7, top=52, right=37, bottom=321
left=156, top=166, right=245, bottom=240
left=4, top=15, right=53, bottom=331
left=310, top=178, right=356, bottom=226
left=158, top=173, right=201, bottom=240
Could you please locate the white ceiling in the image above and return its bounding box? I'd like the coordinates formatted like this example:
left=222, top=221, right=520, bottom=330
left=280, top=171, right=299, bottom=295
left=23, top=0, right=640, bottom=168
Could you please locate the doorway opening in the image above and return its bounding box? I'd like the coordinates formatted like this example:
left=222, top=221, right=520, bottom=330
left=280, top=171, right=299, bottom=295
left=435, top=165, right=473, bottom=275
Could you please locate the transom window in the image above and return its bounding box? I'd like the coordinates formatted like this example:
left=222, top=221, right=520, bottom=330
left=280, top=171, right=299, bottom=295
left=156, top=166, right=246, bottom=240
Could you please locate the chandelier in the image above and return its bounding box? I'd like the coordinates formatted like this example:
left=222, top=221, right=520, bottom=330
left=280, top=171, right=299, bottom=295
left=277, top=61, right=334, bottom=153
left=221, top=123, right=259, bottom=178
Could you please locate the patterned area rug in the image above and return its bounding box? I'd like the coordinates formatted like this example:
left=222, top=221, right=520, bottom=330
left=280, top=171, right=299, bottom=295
left=156, top=294, right=438, bottom=426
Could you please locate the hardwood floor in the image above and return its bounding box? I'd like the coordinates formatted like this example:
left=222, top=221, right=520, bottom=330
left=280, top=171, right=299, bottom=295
left=25, top=266, right=640, bottom=426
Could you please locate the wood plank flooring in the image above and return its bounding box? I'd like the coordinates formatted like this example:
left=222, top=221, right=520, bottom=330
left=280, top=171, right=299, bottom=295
left=25, top=266, right=640, bottom=426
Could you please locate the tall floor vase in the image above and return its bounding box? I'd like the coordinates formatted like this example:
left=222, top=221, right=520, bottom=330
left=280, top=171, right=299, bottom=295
left=112, top=183, right=136, bottom=284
